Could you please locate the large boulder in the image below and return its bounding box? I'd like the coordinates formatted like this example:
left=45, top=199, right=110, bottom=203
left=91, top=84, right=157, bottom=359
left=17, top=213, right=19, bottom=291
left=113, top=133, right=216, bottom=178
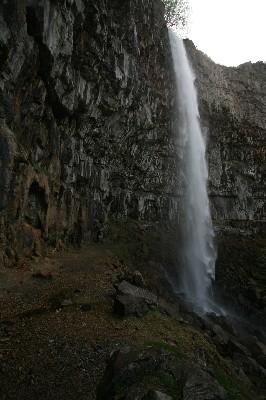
left=96, top=347, right=168, bottom=400
left=183, top=370, right=228, bottom=400
left=113, top=280, right=179, bottom=318
left=97, top=346, right=229, bottom=400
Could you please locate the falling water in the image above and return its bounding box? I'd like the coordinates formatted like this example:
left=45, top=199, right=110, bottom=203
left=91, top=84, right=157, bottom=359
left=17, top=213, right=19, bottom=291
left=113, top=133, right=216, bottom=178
left=169, top=28, right=216, bottom=310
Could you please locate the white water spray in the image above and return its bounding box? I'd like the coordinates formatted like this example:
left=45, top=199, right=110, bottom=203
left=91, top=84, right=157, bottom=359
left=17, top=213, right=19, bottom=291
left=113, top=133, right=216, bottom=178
left=169, top=29, right=216, bottom=310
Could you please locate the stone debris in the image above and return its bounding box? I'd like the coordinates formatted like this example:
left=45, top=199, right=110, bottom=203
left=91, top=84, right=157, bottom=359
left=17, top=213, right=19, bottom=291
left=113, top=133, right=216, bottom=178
left=97, top=346, right=230, bottom=400
left=31, top=271, right=53, bottom=280
left=183, top=370, right=228, bottom=400
left=113, top=280, right=179, bottom=319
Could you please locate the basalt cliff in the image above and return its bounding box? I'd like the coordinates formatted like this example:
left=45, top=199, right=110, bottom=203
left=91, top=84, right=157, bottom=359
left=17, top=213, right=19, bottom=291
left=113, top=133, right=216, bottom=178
left=185, top=41, right=265, bottom=232
left=185, top=41, right=266, bottom=315
left=0, top=0, right=178, bottom=266
left=0, top=1, right=266, bottom=399
left=0, top=0, right=265, bottom=311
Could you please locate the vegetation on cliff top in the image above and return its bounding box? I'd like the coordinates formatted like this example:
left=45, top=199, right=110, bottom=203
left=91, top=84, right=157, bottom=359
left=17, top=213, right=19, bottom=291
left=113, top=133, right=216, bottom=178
left=162, top=0, right=190, bottom=35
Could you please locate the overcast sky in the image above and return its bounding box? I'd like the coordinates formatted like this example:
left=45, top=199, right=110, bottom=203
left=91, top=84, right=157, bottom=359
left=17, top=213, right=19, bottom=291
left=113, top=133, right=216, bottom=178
left=187, top=0, right=266, bottom=66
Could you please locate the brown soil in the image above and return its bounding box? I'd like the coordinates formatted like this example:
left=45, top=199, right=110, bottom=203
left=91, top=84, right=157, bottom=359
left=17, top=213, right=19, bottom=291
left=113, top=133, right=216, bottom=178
left=0, top=243, right=142, bottom=400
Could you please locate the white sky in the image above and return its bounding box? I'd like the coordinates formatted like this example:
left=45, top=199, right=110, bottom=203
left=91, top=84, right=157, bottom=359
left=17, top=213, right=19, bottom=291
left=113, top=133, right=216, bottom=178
left=187, top=0, right=266, bottom=66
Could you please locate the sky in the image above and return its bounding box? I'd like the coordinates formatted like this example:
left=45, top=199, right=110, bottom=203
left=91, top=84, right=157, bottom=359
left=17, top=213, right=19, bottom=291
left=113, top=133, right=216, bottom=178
left=187, top=0, right=266, bottom=67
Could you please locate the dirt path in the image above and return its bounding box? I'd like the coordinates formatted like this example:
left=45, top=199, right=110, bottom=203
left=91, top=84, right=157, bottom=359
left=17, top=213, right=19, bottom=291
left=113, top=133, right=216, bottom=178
left=0, top=244, right=136, bottom=400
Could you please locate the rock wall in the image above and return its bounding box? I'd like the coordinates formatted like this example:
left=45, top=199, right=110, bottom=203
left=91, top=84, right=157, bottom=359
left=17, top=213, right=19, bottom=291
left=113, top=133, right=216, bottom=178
left=1, top=0, right=265, bottom=282
left=0, top=0, right=181, bottom=265
left=185, top=40, right=266, bottom=235
left=185, top=41, right=266, bottom=315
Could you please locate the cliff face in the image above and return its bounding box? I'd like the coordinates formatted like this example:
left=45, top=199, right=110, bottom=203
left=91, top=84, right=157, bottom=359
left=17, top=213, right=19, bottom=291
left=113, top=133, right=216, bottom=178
left=185, top=41, right=266, bottom=315
left=0, top=0, right=180, bottom=264
left=0, top=0, right=265, bottom=304
left=185, top=40, right=266, bottom=235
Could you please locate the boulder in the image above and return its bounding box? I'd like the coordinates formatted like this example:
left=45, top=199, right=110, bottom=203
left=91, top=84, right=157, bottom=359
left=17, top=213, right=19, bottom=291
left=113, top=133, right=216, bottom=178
left=113, top=280, right=157, bottom=317
left=183, top=370, right=229, bottom=400
left=247, top=339, right=266, bottom=369
left=122, top=270, right=147, bottom=288
left=157, top=297, right=180, bottom=319
left=96, top=347, right=168, bottom=400
left=232, top=353, right=266, bottom=378
left=113, top=280, right=180, bottom=318
left=142, top=390, right=173, bottom=400
left=206, top=313, right=239, bottom=337
left=117, top=281, right=157, bottom=306
left=113, top=294, right=149, bottom=317
left=227, top=339, right=251, bottom=357
left=97, top=346, right=230, bottom=400
left=212, top=324, right=229, bottom=346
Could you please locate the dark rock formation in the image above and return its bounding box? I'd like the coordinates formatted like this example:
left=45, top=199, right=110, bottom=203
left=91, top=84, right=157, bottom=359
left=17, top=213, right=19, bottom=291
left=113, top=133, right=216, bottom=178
left=185, top=41, right=266, bottom=316
left=97, top=346, right=229, bottom=400
left=0, top=0, right=264, bottom=324
left=185, top=40, right=265, bottom=235
left=182, top=370, right=228, bottom=400
left=196, top=312, right=266, bottom=397
left=113, top=280, right=180, bottom=318
left=96, top=347, right=164, bottom=399
left=0, top=0, right=178, bottom=265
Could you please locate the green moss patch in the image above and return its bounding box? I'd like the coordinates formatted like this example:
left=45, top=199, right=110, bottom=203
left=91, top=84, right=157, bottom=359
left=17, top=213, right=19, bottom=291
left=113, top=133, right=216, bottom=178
left=214, top=371, right=252, bottom=400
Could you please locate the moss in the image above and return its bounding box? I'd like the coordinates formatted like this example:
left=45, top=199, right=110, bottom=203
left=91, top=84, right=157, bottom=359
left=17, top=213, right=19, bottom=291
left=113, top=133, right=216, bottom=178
left=115, top=369, right=182, bottom=400
left=147, top=340, right=187, bottom=359
left=214, top=371, right=252, bottom=400
left=121, top=311, right=257, bottom=400
left=31, top=161, right=46, bottom=174
left=124, top=310, right=219, bottom=366
left=158, top=371, right=182, bottom=400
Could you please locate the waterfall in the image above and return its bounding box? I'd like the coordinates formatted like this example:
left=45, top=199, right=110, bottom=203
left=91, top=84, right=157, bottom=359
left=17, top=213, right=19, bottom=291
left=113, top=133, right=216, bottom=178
left=169, top=28, right=216, bottom=310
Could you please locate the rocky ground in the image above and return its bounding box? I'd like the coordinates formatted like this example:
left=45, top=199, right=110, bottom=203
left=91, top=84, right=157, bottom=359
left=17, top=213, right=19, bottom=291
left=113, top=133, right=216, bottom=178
left=0, top=237, right=266, bottom=400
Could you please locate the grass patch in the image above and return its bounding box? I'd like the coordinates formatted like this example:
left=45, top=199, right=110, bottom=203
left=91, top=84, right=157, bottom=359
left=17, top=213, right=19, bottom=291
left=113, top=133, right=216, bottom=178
left=116, top=369, right=182, bottom=400
left=121, top=312, right=257, bottom=400
left=158, top=371, right=182, bottom=400
left=124, top=310, right=218, bottom=365
left=148, top=340, right=187, bottom=359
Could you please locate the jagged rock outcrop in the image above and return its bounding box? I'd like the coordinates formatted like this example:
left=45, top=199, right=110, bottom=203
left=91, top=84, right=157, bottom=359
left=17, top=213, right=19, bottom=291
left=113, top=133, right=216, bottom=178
left=185, top=40, right=265, bottom=235
left=97, top=346, right=229, bottom=400
left=0, top=0, right=179, bottom=264
left=185, top=41, right=266, bottom=315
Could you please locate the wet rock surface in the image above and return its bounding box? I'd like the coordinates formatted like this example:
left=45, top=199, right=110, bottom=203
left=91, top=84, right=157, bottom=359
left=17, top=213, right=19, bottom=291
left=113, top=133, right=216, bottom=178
left=0, top=0, right=178, bottom=265
left=185, top=40, right=265, bottom=233
left=214, top=236, right=266, bottom=316
left=185, top=40, right=266, bottom=318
